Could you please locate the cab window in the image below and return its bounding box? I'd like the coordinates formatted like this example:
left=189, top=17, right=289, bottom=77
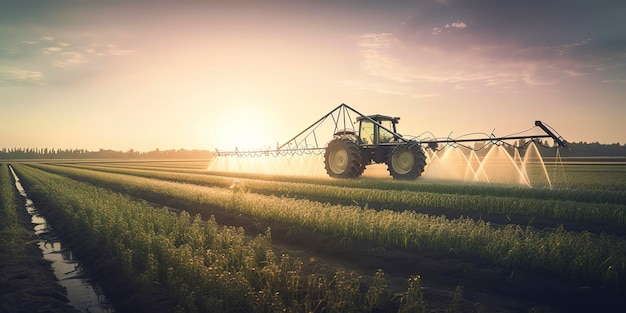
left=379, top=120, right=395, bottom=143
left=359, top=120, right=374, bottom=144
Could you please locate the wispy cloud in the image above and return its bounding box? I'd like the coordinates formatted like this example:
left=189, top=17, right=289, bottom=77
left=38, top=40, right=85, bottom=67
left=0, top=67, right=43, bottom=87
left=18, top=35, right=135, bottom=69
left=554, top=39, right=592, bottom=56
left=42, top=46, right=63, bottom=54
left=447, top=21, right=467, bottom=29
left=340, top=78, right=440, bottom=99
left=357, top=33, right=413, bottom=84
left=3, top=35, right=137, bottom=88
left=358, top=33, right=395, bottom=49
left=354, top=29, right=601, bottom=95
left=371, top=0, right=626, bottom=97
left=54, top=51, right=88, bottom=67
left=432, top=20, right=467, bottom=35
left=85, top=43, right=135, bottom=57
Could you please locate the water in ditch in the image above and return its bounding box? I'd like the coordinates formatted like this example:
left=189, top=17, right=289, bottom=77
left=9, top=165, right=114, bottom=313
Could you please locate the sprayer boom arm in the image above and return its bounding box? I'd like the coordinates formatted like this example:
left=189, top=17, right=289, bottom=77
left=534, top=121, right=567, bottom=147
left=422, top=120, right=566, bottom=148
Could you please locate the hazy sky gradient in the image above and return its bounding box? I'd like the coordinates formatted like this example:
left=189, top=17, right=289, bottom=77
left=1, top=0, right=625, bottom=151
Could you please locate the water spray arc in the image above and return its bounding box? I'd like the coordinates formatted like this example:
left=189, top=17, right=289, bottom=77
left=212, top=103, right=567, bottom=184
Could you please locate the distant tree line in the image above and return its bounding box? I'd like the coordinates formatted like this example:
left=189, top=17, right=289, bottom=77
left=0, top=141, right=624, bottom=160
left=0, top=148, right=214, bottom=160
left=527, top=141, right=626, bottom=158
left=555, top=142, right=626, bottom=157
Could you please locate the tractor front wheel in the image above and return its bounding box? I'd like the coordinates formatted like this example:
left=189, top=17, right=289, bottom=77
left=387, top=144, right=426, bottom=180
left=324, top=138, right=362, bottom=178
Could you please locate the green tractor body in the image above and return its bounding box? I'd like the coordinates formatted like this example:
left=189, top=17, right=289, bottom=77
left=324, top=114, right=427, bottom=180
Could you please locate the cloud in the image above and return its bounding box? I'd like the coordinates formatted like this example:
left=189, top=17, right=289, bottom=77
left=42, top=46, right=63, bottom=54
left=357, top=33, right=413, bottom=84
left=386, top=1, right=626, bottom=92
left=0, top=67, right=43, bottom=87
left=85, top=43, right=135, bottom=57
left=39, top=41, right=88, bottom=67
left=554, top=39, right=592, bottom=56
left=431, top=20, right=467, bottom=35
left=355, top=28, right=606, bottom=94
left=3, top=35, right=136, bottom=88
left=103, top=44, right=135, bottom=56
left=602, top=79, right=626, bottom=84
left=341, top=78, right=440, bottom=99
left=446, top=21, right=466, bottom=29
left=563, top=70, right=586, bottom=78
left=17, top=35, right=135, bottom=70
left=54, top=51, right=88, bottom=67
left=358, top=33, right=395, bottom=49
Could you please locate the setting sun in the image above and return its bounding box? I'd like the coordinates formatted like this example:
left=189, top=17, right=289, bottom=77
left=212, top=105, right=276, bottom=152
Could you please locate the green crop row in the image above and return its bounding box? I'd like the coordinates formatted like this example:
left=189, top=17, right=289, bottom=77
left=0, top=164, right=18, bottom=229
left=0, top=164, right=30, bottom=257
left=57, top=163, right=626, bottom=228
left=0, top=164, right=30, bottom=260
left=76, top=161, right=626, bottom=205
left=210, top=166, right=626, bottom=204
left=554, top=165, right=626, bottom=192
left=12, top=164, right=433, bottom=313
left=28, top=163, right=626, bottom=289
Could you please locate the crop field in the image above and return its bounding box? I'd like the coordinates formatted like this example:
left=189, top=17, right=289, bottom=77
left=3, top=160, right=626, bottom=312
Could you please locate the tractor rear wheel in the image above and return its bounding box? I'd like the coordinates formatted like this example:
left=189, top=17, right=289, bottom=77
left=324, top=138, right=362, bottom=178
left=387, top=144, right=426, bottom=180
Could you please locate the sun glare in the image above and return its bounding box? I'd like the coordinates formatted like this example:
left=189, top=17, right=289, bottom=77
left=213, top=106, right=275, bottom=152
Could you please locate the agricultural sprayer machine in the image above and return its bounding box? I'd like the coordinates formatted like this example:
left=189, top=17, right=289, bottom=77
left=214, top=103, right=567, bottom=180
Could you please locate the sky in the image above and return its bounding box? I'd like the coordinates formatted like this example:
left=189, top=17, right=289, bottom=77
left=1, top=0, right=625, bottom=152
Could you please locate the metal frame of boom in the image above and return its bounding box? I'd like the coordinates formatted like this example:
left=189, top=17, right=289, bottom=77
left=215, top=103, right=566, bottom=157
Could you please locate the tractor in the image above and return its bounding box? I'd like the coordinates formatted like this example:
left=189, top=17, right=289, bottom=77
left=324, top=114, right=427, bottom=180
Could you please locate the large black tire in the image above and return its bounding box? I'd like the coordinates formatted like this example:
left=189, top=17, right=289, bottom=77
left=324, top=138, right=362, bottom=178
left=386, top=144, right=427, bottom=180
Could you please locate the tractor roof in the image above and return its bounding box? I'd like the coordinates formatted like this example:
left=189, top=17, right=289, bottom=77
left=357, top=114, right=400, bottom=123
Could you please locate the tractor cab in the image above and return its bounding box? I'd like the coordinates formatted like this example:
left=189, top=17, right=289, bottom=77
left=357, top=115, right=400, bottom=145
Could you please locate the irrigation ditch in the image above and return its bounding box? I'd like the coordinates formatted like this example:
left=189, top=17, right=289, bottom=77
left=8, top=165, right=114, bottom=313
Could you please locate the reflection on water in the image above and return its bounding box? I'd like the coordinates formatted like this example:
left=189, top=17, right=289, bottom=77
left=10, top=166, right=114, bottom=313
